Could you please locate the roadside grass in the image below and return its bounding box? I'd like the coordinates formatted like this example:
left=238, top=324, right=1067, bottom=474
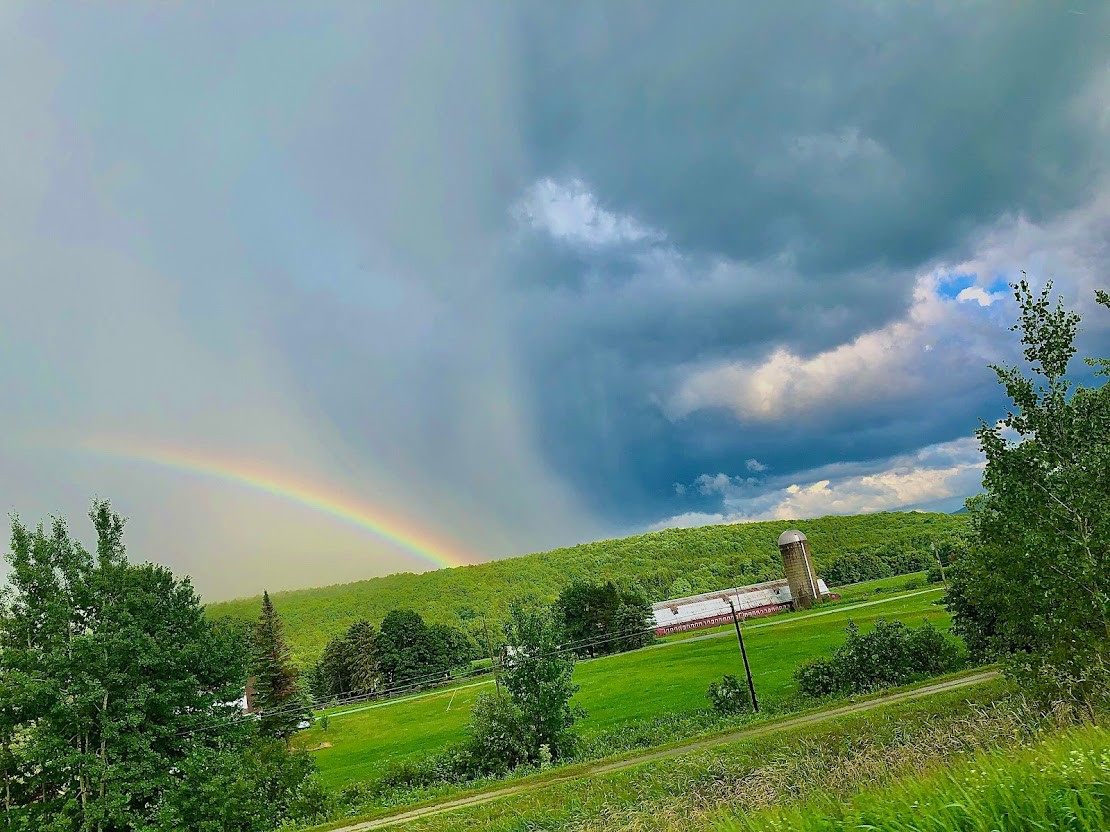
left=299, top=586, right=953, bottom=790
left=716, top=724, right=1109, bottom=832
left=305, top=675, right=1039, bottom=832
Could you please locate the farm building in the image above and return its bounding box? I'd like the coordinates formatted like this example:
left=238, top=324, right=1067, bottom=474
left=651, top=577, right=833, bottom=636
left=652, top=528, right=836, bottom=636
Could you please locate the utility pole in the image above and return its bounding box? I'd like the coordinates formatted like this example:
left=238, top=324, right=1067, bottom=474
left=932, top=541, right=948, bottom=587
left=482, top=618, right=502, bottom=698
left=726, top=598, right=758, bottom=712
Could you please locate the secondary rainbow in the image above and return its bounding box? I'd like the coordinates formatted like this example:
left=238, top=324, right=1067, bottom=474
left=80, top=440, right=474, bottom=571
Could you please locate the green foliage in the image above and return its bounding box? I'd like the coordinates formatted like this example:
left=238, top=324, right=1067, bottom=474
left=207, top=512, right=970, bottom=667
left=555, top=579, right=654, bottom=658
left=948, top=282, right=1110, bottom=712
left=0, top=501, right=318, bottom=832
left=152, top=740, right=327, bottom=832
left=375, top=609, right=474, bottom=689
left=250, top=592, right=311, bottom=739
left=499, top=602, right=581, bottom=762
left=794, top=619, right=964, bottom=697
left=308, top=619, right=380, bottom=701
left=466, top=692, right=531, bottom=775
left=706, top=674, right=753, bottom=713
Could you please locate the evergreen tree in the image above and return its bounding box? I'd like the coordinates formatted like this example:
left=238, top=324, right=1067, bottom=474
left=347, top=620, right=381, bottom=694
left=251, top=592, right=310, bottom=739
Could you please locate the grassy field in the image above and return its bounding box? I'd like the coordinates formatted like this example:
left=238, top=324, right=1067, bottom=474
left=301, top=580, right=951, bottom=790
left=721, top=724, right=1110, bottom=832
left=309, top=676, right=1030, bottom=832
left=206, top=512, right=965, bottom=665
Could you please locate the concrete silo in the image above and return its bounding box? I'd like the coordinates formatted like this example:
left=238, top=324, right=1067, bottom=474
left=777, top=529, right=821, bottom=610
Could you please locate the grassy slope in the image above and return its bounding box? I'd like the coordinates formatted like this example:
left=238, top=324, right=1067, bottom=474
left=207, top=511, right=965, bottom=665
left=722, top=726, right=1109, bottom=832
left=302, top=581, right=950, bottom=790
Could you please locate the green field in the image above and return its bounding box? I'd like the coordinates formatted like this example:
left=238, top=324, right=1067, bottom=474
left=302, top=581, right=951, bottom=790
left=723, top=724, right=1110, bottom=832
left=207, top=511, right=966, bottom=665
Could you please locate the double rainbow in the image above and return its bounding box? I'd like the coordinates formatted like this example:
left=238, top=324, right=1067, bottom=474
left=80, top=440, right=474, bottom=571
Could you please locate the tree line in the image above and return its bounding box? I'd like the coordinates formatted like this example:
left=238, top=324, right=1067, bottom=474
left=303, top=578, right=655, bottom=703
left=207, top=511, right=969, bottom=668
left=307, top=609, right=477, bottom=702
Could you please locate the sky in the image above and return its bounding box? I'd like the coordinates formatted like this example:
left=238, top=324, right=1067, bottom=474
left=2, top=2, right=1109, bottom=600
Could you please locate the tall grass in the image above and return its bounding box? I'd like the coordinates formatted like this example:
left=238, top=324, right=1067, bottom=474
left=717, top=726, right=1110, bottom=832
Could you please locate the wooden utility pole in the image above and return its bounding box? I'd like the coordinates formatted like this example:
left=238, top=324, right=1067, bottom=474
left=932, top=541, right=948, bottom=587
left=726, top=598, right=758, bottom=712
left=482, top=619, right=502, bottom=698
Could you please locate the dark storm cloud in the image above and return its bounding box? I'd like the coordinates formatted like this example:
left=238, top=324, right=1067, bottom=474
left=517, top=2, right=1107, bottom=271
left=495, top=1, right=1110, bottom=527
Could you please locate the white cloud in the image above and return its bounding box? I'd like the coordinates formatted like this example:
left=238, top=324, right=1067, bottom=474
left=665, top=188, right=1110, bottom=426
left=653, top=436, right=985, bottom=530
left=514, top=177, right=663, bottom=248
left=745, top=458, right=768, bottom=473
left=649, top=510, right=726, bottom=532
left=956, top=286, right=1006, bottom=307
left=665, top=273, right=967, bottom=421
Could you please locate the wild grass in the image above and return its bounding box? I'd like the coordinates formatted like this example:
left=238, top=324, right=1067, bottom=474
left=717, top=725, right=1109, bottom=832
left=308, top=678, right=1076, bottom=831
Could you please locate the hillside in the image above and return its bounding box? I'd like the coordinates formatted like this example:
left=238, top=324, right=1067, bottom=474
left=206, top=511, right=967, bottom=666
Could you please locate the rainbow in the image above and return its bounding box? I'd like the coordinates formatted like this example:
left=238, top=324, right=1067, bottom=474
left=79, top=439, right=475, bottom=571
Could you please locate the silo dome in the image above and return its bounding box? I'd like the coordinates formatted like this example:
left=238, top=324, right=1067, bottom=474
left=777, top=529, right=807, bottom=547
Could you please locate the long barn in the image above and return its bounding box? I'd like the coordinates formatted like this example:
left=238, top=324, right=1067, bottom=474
left=651, top=577, right=834, bottom=636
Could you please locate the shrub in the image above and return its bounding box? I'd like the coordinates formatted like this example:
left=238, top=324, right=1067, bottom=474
left=466, top=692, right=531, bottom=775
left=707, top=674, right=754, bottom=713
left=793, top=657, right=840, bottom=698
left=795, top=620, right=964, bottom=698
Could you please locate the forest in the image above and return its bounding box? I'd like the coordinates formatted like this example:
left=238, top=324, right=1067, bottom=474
left=207, top=511, right=969, bottom=667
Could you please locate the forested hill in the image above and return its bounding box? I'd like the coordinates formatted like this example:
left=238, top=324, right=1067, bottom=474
left=206, top=511, right=968, bottom=667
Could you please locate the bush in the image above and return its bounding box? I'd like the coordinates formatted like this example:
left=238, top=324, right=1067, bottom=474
left=795, top=620, right=965, bottom=698
left=154, top=740, right=329, bottom=832
left=466, top=692, right=531, bottom=775
left=706, top=674, right=755, bottom=713
left=793, top=657, right=841, bottom=698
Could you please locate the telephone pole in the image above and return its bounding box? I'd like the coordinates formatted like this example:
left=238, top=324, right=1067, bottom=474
left=726, top=598, right=759, bottom=712
left=482, top=618, right=502, bottom=698
left=932, top=541, right=948, bottom=587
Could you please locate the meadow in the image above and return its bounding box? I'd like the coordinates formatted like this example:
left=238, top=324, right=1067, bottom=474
left=207, top=511, right=965, bottom=666
left=309, top=676, right=1030, bottom=832
left=720, top=725, right=1110, bottom=832
left=301, top=578, right=951, bottom=791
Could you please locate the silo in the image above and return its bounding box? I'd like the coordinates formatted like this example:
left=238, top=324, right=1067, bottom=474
left=777, top=529, right=820, bottom=610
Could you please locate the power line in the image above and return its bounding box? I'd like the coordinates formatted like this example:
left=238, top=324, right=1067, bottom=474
left=177, top=617, right=666, bottom=737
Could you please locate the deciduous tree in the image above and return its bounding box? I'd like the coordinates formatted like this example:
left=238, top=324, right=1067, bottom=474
left=948, top=282, right=1109, bottom=712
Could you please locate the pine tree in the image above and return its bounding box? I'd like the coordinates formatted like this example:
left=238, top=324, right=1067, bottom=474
left=250, top=591, right=310, bottom=739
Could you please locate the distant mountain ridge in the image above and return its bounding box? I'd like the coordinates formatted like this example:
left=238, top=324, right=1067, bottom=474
left=206, top=511, right=968, bottom=666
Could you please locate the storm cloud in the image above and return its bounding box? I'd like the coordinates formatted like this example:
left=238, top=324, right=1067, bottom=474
left=2, top=1, right=1108, bottom=597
